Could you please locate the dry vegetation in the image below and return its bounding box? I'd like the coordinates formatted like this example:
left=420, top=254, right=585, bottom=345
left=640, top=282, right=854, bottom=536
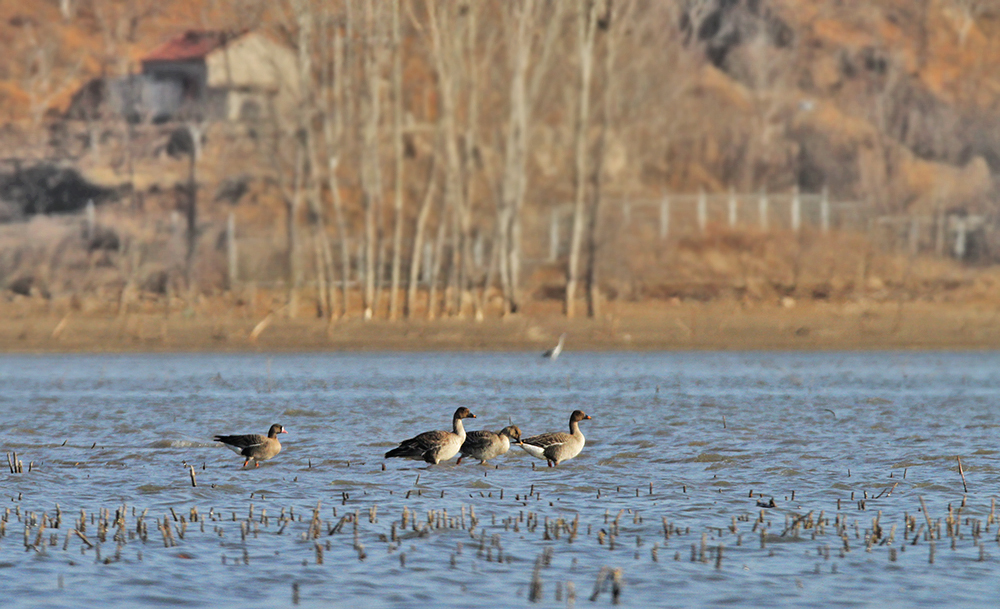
left=1, top=0, right=1000, bottom=350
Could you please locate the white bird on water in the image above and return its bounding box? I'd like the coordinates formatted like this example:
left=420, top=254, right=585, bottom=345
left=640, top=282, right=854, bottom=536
left=542, top=333, right=567, bottom=360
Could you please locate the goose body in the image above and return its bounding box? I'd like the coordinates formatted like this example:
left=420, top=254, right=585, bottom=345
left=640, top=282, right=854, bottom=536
left=457, top=425, right=522, bottom=465
left=520, top=410, right=591, bottom=467
left=214, top=423, right=287, bottom=468
left=385, top=407, right=476, bottom=465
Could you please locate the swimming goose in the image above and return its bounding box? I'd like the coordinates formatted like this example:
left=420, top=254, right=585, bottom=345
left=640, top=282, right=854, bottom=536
left=457, top=425, right=522, bottom=465
left=385, top=407, right=476, bottom=465
left=214, top=423, right=287, bottom=468
left=520, top=410, right=591, bottom=467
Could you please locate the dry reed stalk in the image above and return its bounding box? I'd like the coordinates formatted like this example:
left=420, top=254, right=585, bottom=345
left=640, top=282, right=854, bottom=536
left=958, top=457, right=968, bottom=493
left=75, top=529, right=94, bottom=548
left=918, top=496, right=934, bottom=539
left=51, top=315, right=70, bottom=339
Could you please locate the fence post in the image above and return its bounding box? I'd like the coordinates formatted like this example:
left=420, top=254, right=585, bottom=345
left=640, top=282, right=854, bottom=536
left=820, top=186, right=830, bottom=233
left=85, top=199, right=96, bottom=241
left=791, top=185, right=801, bottom=232
left=758, top=189, right=769, bottom=230
left=728, top=187, right=737, bottom=228
left=226, top=212, right=238, bottom=288
left=954, top=217, right=967, bottom=259
left=697, top=189, right=707, bottom=233
left=908, top=217, right=920, bottom=256
left=659, top=195, right=670, bottom=239
left=549, top=209, right=559, bottom=262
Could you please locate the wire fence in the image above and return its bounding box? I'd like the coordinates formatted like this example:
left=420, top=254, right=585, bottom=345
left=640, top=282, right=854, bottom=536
left=3, top=191, right=996, bottom=297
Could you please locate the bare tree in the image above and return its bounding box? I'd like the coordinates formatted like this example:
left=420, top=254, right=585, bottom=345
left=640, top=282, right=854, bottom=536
left=289, top=0, right=341, bottom=320
left=286, top=142, right=305, bottom=318
left=388, top=0, right=405, bottom=321
left=564, top=0, right=601, bottom=318
left=426, top=1, right=472, bottom=318
left=951, top=0, right=1000, bottom=47
left=319, top=9, right=353, bottom=320
left=16, top=23, right=81, bottom=143
left=585, top=0, right=630, bottom=319
left=496, top=0, right=565, bottom=315
left=360, top=0, right=388, bottom=320
left=405, top=149, right=438, bottom=318
left=427, top=189, right=449, bottom=320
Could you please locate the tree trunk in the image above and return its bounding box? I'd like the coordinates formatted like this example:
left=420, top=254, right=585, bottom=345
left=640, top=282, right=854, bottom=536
left=498, top=0, right=532, bottom=314
left=388, top=0, right=405, bottom=321
left=427, top=199, right=449, bottom=320
left=586, top=0, right=624, bottom=319
left=321, top=24, right=351, bottom=320
left=565, top=0, right=600, bottom=318
left=462, top=8, right=484, bottom=321
left=496, top=0, right=563, bottom=315
left=374, top=236, right=386, bottom=316
left=426, top=1, right=470, bottom=318
left=497, top=206, right=513, bottom=314
left=446, top=205, right=460, bottom=316
left=406, top=153, right=438, bottom=318
left=361, top=0, right=382, bottom=320
left=184, top=124, right=201, bottom=288
left=294, top=0, right=337, bottom=320
left=287, top=145, right=305, bottom=318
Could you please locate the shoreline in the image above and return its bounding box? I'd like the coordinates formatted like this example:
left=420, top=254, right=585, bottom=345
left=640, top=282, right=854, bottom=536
left=2, top=300, right=999, bottom=353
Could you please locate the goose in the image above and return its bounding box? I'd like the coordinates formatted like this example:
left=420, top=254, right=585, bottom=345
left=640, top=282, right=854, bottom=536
left=457, top=425, right=522, bottom=465
left=520, top=410, right=591, bottom=467
left=385, top=407, right=476, bottom=465
left=542, top=333, right=567, bottom=359
left=214, top=423, right=287, bottom=468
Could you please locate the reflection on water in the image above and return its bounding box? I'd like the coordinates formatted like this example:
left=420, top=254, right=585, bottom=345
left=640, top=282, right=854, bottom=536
left=1, top=351, right=999, bottom=607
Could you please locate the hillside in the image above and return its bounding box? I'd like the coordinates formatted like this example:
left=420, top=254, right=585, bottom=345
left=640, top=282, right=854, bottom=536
left=0, top=0, right=998, bottom=330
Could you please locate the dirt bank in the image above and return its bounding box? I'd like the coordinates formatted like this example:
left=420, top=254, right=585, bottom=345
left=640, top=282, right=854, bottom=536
left=2, top=299, right=999, bottom=353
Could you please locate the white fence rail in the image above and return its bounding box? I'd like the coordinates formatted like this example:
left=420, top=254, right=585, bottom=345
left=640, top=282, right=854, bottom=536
left=544, top=188, right=865, bottom=262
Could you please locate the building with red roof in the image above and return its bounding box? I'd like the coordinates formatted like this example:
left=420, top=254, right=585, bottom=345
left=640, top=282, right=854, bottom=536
left=68, top=30, right=298, bottom=124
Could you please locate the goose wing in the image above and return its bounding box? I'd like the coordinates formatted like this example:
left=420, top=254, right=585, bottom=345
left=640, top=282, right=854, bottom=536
left=214, top=433, right=268, bottom=452
left=522, top=431, right=570, bottom=449
left=385, top=429, right=451, bottom=459
left=461, top=430, right=498, bottom=453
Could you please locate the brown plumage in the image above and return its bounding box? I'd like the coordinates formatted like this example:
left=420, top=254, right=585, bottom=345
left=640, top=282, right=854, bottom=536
left=457, top=425, right=522, bottom=465
left=214, top=423, right=287, bottom=468
left=385, top=407, right=476, bottom=465
left=520, top=410, right=591, bottom=467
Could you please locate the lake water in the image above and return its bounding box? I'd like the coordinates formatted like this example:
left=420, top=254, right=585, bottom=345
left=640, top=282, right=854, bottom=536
left=0, top=351, right=999, bottom=607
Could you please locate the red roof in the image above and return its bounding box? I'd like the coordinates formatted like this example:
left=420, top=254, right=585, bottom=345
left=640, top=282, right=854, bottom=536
left=142, top=31, right=231, bottom=63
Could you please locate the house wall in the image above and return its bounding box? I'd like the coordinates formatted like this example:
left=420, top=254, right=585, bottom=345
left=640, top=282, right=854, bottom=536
left=205, top=33, right=299, bottom=124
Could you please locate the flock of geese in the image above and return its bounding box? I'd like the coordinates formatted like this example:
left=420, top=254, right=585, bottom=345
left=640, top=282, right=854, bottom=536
left=214, top=334, right=582, bottom=469
left=213, top=408, right=592, bottom=469
left=385, top=407, right=591, bottom=467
